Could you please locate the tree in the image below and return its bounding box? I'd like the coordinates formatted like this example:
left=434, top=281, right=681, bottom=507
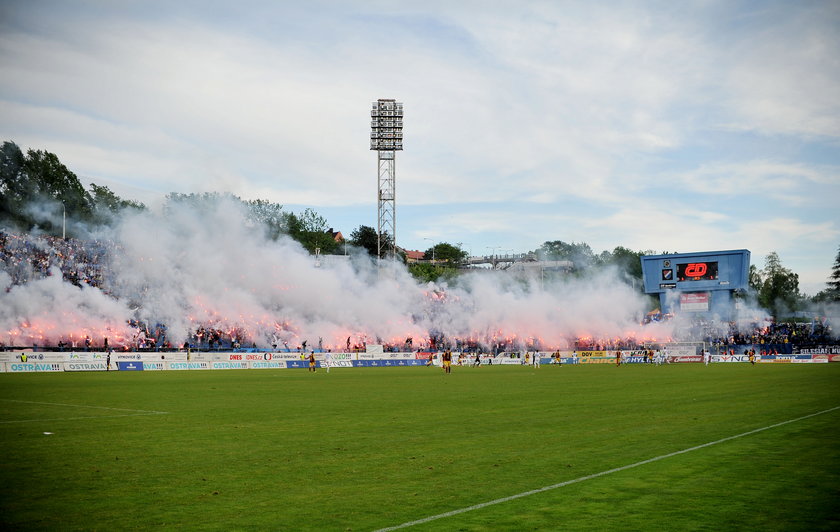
left=0, top=141, right=30, bottom=227
left=538, top=240, right=596, bottom=269
left=349, top=225, right=379, bottom=257
left=24, top=148, right=93, bottom=224
left=424, top=242, right=468, bottom=265
left=89, top=183, right=145, bottom=223
left=758, top=251, right=800, bottom=318
left=748, top=264, right=763, bottom=293
left=285, top=208, right=338, bottom=254
left=408, top=262, right=460, bottom=284
left=596, top=246, right=647, bottom=290
left=244, top=198, right=286, bottom=240
left=814, top=245, right=840, bottom=302
left=829, top=245, right=840, bottom=295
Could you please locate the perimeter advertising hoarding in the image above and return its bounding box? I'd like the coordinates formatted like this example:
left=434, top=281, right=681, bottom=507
left=8, top=362, right=63, bottom=372
left=64, top=362, right=107, bottom=371
left=680, top=292, right=709, bottom=312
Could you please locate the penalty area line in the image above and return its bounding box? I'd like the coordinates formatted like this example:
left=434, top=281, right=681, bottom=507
left=374, top=405, right=840, bottom=532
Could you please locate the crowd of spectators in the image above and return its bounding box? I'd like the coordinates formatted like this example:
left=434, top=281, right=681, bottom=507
left=1, top=229, right=836, bottom=352
left=708, top=319, right=834, bottom=349
left=0, top=230, right=112, bottom=289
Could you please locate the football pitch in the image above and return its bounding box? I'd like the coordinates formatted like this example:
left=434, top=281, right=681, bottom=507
left=1, top=363, right=839, bottom=531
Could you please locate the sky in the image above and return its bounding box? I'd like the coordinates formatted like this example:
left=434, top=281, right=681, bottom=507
left=1, top=0, right=838, bottom=295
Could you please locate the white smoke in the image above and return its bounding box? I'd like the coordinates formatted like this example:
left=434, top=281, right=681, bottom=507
left=2, top=198, right=675, bottom=349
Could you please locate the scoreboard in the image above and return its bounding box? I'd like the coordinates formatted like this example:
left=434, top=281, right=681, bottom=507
left=640, top=250, right=750, bottom=317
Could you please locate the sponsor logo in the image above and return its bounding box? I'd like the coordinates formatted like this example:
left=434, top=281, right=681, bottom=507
left=65, top=362, right=106, bottom=371
left=167, top=362, right=209, bottom=370
left=10, top=363, right=62, bottom=372
left=685, top=263, right=707, bottom=277
left=579, top=357, right=614, bottom=364
left=117, top=361, right=143, bottom=371
left=250, top=361, right=284, bottom=369
left=671, top=355, right=703, bottom=363
left=211, top=362, right=248, bottom=370
left=271, top=353, right=304, bottom=360
left=798, top=347, right=840, bottom=355
left=713, top=355, right=750, bottom=363
left=244, top=353, right=273, bottom=361
left=579, top=351, right=605, bottom=357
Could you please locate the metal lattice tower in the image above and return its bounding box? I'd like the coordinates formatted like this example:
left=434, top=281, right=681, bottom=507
left=370, top=99, right=403, bottom=259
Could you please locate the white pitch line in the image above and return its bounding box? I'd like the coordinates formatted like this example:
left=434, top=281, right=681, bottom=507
left=0, top=412, right=169, bottom=424
left=1, top=399, right=168, bottom=415
left=374, top=405, right=840, bottom=532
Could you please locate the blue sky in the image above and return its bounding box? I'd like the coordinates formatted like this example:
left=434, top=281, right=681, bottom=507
left=1, top=0, right=838, bottom=294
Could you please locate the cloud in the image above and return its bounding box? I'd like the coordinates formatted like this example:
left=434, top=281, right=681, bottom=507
left=1, top=0, right=838, bottom=291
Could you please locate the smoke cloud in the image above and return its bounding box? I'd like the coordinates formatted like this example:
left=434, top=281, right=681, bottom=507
left=3, top=198, right=678, bottom=349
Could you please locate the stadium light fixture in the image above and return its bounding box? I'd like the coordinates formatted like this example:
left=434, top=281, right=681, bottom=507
left=371, top=99, right=403, bottom=261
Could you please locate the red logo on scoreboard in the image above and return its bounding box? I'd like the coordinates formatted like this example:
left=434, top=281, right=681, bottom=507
left=685, top=263, right=707, bottom=277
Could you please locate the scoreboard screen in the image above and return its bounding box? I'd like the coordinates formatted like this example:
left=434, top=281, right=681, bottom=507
left=677, top=261, right=718, bottom=281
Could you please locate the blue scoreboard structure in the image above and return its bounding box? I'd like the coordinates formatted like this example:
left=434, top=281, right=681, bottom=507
left=640, top=250, right=751, bottom=318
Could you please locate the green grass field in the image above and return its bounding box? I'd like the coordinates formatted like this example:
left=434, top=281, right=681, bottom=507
left=1, top=363, right=839, bottom=531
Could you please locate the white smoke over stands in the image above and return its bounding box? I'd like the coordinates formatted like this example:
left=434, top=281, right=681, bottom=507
left=1, top=267, right=133, bottom=347
left=2, top=199, right=669, bottom=349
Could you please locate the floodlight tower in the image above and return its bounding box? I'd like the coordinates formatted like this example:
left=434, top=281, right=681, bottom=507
left=370, top=99, right=403, bottom=260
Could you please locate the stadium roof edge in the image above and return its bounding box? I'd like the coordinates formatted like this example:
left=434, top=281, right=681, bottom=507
left=641, top=249, right=750, bottom=260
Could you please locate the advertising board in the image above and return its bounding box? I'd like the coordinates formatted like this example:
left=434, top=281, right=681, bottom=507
left=210, top=361, right=248, bottom=370
left=713, top=354, right=750, bottom=363
left=8, top=362, right=63, bottom=372
left=798, top=346, right=840, bottom=355
left=670, top=355, right=702, bottom=363
left=166, top=362, right=210, bottom=370
left=117, top=361, right=143, bottom=371
left=680, top=292, right=709, bottom=312
left=249, top=360, right=286, bottom=369
left=579, top=357, right=613, bottom=364
left=578, top=351, right=605, bottom=357
left=64, top=362, right=107, bottom=372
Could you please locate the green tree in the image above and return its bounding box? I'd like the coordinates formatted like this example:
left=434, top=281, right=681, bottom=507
left=244, top=198, right=286, bottom=240
left=424, top=242, right=468, bottom=265
left=23, top=149, right=93, bottom=224
left=349, top=225, right=379, bottom=257
left=286, top=208, right=338, bottom=254
left=814, top=245, right=840, bottom=302
left=408, top=262, right=460, bottom=284
left=0, top=141, right=31, bottom=227
left=538, top=240, right=596, bottom=269
left=598, top=246, right=647, bottom=290
left=829, top=245, right=840, bottom=295
left=748, top=264, right=763, bottom=293
left=89, top=183, right=145, bottom=223
left=758, top=251, right=800, bottom=318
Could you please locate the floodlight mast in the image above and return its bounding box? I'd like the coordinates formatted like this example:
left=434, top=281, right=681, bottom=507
left=370, top=99, right=403, bottom=261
